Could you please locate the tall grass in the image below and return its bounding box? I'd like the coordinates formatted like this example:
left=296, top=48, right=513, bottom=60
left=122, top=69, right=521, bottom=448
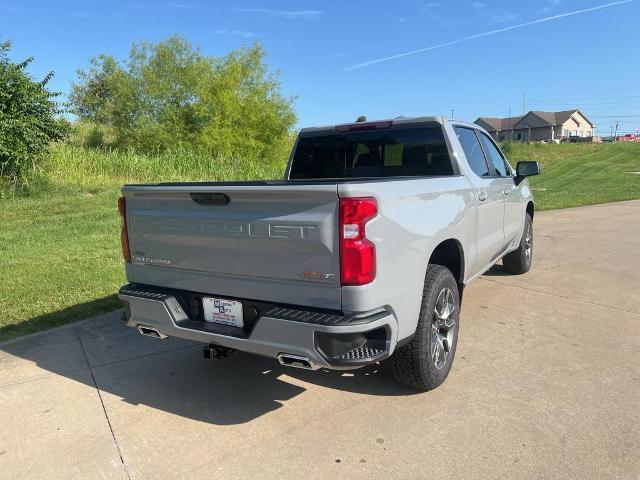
left=43, top=144, right=289, bottom=191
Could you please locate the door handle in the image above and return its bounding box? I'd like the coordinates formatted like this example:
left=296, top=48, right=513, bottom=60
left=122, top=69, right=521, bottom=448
left=478, top=192, right=488, bottom=202
left=503, top=190, right=511, bottom=196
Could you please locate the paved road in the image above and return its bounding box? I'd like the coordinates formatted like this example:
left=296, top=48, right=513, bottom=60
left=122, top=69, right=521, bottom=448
left=1, top=200, right=639, bottom=480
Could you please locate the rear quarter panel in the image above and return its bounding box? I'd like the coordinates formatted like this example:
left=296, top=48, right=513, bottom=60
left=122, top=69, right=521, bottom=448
left=338, top=176, right=475, bottom=341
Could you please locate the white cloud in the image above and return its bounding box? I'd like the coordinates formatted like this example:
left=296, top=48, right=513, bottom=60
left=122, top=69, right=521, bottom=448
left=470, top=2, right=485, bottom=7
left=216, top=30, right=256, bottom=38
left=345, top=0, right=634, bottom=71
left=540, top=0, right=563, bottom=13
left=238, top=8, right=323, bottom=19
left=415, top=1, right=440, bottom=12
left=493, top=12, right=519, bottom=23
left=70, top=10, right=93, bottom=18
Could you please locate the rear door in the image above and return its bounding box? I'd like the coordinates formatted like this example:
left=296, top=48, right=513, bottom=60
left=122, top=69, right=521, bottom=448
left=123, top=183, right=341, bottom=309
left=453, top=126, right=505, bottom=273
left=477, top=132, right=523, bottom=246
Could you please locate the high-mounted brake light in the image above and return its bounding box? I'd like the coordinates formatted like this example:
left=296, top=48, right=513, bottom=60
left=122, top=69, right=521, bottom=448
left=339, top=197, right=377, bottom=286
left=118, top=196, right=131, bottom=262
left=335, top=121, right=393, bottom=133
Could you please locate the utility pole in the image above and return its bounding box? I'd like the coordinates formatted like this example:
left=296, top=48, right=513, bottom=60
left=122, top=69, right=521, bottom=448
left=522, top=93, right=525, bottom=115
left=613, top=121, right=619, bottom=141
left=508, top=106, right=513, bottom=141
left=451, top=109, right=454, bottom=119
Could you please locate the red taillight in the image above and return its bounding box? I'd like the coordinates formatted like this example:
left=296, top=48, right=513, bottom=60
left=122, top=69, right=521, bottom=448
left=339, top=197, right=377, bottom=286
left=118, top=196, right=131, bottom=262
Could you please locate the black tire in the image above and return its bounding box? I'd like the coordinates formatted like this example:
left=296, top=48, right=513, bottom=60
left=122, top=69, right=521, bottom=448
left=389, top=264, right=460, bottom=391
left=502, top=213, right=533, bottom=274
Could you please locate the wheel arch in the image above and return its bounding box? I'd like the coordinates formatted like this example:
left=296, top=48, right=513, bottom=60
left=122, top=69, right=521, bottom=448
left=428, top=238, right=465, bottom=297
left=526, top=201, right=534, bottom=221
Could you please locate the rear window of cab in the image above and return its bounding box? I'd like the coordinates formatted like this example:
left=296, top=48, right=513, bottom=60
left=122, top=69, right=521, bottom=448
left=289, top=124, right=455, bottom=180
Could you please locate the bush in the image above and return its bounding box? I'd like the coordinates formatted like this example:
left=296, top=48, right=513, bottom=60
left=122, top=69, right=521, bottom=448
left=499, top=141, right=514, bottom=158
left=0, top=41, right=69, bottom=184
left=70, top=35, right=296, bottom=163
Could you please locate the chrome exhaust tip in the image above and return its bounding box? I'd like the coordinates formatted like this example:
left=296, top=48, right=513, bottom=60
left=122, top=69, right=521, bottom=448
left=277, top=353, right=317, bottom=370
left=137, top=325, right=168, bottom=339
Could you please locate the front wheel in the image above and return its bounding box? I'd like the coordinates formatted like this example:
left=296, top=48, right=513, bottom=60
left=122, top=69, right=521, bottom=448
left=502, top=213, right=533, bottom=274
left=389, top=265, right=460, bottom=391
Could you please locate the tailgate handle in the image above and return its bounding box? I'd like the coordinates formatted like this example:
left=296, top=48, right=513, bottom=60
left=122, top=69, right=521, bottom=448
left=190, top=192, right=230, bottom=206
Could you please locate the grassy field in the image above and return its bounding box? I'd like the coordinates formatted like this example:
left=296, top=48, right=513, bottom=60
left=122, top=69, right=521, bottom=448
left=0, top=144, right=288, bottom=341
left=506, top=142, right=640, bottom=209
left=1, top=141, right=639, bottom=342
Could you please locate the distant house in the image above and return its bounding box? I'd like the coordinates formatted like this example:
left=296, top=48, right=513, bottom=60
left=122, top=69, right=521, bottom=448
left=475, top=110, right=596, bottom=142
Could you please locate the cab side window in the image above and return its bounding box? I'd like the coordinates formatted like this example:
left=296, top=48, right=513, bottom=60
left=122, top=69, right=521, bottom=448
left=478, top=133, right=510, bottom=177
left=454, top=126, right=490, bottom=177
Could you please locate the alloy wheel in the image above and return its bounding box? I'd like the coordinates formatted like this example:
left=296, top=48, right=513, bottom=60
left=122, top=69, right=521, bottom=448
left=524, top=223, right=533, bottom=263
left=431, top=288, right=456, bottom=370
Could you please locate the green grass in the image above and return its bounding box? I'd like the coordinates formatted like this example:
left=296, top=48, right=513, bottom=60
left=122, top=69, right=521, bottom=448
left=1, top=142, right=639, bottom=342
left=504, top=142, right=640, bottom=210
left=0, top=190, right=124, bottom=340
left=0, top=144, right=287, bottom=342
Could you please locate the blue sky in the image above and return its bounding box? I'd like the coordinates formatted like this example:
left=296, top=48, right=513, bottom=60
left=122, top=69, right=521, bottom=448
left=2, top=0, right=639, bottom=134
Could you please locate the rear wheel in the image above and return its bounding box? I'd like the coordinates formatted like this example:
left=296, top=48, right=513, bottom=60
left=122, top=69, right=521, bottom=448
left=503, top=213, right=533, bottom=274
left=389, top=265, right=460, bottom=391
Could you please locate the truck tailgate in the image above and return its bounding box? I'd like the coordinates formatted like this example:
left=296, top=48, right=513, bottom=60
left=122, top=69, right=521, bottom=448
left=122, top=183, right=341, bottom=309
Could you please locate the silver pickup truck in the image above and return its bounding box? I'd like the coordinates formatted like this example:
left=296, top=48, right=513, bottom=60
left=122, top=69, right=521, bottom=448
left=118, top=117, right=540, bottom=391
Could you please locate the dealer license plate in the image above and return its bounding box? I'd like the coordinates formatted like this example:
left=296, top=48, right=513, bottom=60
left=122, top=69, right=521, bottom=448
left=202, top=297, right=244, bottom=328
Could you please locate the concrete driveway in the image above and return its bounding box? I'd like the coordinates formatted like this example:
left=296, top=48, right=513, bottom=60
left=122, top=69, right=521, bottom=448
left=1, top=200, right=639, bottom=480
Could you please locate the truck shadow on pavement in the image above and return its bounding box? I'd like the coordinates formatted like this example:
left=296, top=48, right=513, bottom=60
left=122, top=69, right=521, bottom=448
left=482, top=263, right=512, bottom=277
left=1, top=310, right=417, bottom=426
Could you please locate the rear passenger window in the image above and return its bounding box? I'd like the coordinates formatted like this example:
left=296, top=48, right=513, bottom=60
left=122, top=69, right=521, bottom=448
left=454, top=127, right=490, bottom=177
left=478, top=133, right=509, bottom=177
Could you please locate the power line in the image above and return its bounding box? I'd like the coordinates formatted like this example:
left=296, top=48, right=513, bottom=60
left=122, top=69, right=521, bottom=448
left=528, top=94, right=640, bottom=102
left=529, top=101, right=640, bottom=107
left=452, top=100, right=521, bottom=115
left=531, top=105, right=640, bottom=111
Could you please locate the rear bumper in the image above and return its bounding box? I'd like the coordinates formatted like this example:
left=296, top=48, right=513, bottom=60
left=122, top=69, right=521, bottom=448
left=118, top=284, right=398, bottom=370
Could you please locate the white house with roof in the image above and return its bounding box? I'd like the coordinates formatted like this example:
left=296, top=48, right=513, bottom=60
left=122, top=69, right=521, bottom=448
left=475, top=110, right=596, bottom=142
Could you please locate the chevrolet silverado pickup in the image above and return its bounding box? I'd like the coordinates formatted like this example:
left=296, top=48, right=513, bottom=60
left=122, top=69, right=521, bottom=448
left=118, top=117, right=541, bottom=391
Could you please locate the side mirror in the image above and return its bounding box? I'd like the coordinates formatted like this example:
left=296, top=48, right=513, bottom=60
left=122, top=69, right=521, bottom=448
left=515, top=161, right=541, bottom=185
left=516, top=161, right=542, bottom=177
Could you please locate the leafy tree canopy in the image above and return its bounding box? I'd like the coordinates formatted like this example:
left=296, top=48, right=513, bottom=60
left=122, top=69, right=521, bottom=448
left=0, top=41, right=68, bottom=183
left=71, top=35, right=297, bottom=161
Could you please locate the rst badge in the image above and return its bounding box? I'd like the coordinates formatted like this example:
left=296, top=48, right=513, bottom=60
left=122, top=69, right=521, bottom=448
left=300, top=271, right=335, bottom=280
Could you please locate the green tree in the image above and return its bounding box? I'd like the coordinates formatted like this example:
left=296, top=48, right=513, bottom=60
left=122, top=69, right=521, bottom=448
left=71, top=35, right=296, bottom=162
left=0, top=41, right=69, bottom=183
